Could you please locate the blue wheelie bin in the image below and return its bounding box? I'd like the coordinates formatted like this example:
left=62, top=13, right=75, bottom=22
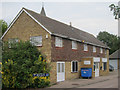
left=81, top=68, right=92, bottom=78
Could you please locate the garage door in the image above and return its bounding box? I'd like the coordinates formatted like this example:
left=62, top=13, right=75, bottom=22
left=109, top=60, right=118, bottom=69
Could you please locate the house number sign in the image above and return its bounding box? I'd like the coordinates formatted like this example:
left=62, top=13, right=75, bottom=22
left=33, top=73, right=49, bottom=77
left=84, top=61, right=91, bottom=65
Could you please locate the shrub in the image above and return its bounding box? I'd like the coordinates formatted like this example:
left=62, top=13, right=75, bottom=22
left=2, top=41, right=50, bottom=88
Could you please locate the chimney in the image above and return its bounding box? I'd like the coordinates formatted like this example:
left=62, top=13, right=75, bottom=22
left=40, top=3, right=46, bottom=16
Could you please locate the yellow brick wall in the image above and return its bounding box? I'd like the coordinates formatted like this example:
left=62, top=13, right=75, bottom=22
left=81, top=58, right=95, bottom=77
left=50, top=61, right=81, bottom=84
left=2, top=11, right=51, bottom=63
left=100, top=50, right=109, bottom=76
left=65, top=62, right=81, bottom=80
left=49, top=62, right=57, bottom=84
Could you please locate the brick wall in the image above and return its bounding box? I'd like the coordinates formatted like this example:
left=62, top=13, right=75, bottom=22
left=2, top=11, right=52, bottom=63
left=51, top=36, right=106, bottom=62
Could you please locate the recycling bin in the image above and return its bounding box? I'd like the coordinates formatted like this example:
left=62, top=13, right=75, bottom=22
left=81, top=68, right=92, bottom=78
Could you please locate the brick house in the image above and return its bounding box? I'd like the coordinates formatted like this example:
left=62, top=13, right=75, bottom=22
left=1, top=7, right=110, bottom=84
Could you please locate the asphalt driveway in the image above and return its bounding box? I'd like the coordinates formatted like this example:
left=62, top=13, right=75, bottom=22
left=49, top=70, right=118, bottom=88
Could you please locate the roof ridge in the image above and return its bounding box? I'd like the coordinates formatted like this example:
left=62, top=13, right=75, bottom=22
left=24, top=7, right=94, bottom=37
left=22, top=7, right=108, bottom=48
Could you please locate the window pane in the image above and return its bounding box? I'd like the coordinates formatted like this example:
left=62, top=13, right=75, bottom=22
left=55, top=37, right=62, bottom=47
left=72, top=41, right=77, bottom=49
left=94, top=64, right=95, bottom=71
left=62, top=63, right=64, bottom=72
left=72, top=62, right=74, bottom=72
left=30, top=36, right=42, bottom=46
left=8, top=38, right=19, bottom=48
left=104, top=62, right=107, bottom=70
left=100, top=48, right=103, bottom=53
left=58, top=63, right=60, bottom=73
left=84, top=44, right=88, bottom=51
left=76, top=62, right=78, bottom=71
left=93, top=46, right=96, bottom=52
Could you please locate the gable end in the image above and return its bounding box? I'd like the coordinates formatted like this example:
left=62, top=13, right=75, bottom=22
left=1, top=8, right=52, bottom=40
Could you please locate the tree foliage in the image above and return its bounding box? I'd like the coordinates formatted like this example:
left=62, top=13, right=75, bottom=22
left=2, top=41, right=50, bottom=88
left=109, top=4, right=120, bottom=19
left=0, top=20, right=8, bottom=36
left=97, top=31, right=120, bottom=54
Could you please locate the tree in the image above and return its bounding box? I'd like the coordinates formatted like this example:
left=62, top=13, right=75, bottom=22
left=109, top=4, right=120, bottom=19
left=0, top=20, right=8, bottom=36
left=97, top=31, right=119, bottom=54
left=2, top=41, right=50, bottom=88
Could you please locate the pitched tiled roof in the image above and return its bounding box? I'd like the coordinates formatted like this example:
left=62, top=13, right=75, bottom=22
left=109, top=49, right=120, bottom=59
left=24, top=8, right=109, bottom=49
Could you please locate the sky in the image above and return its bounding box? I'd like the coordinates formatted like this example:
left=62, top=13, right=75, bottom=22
left=0, top=1, right=118, bottom=37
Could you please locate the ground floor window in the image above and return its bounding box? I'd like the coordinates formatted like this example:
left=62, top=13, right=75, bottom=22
left=102, top=62, right=107, bottom=70
left=71, top=61, right=78, bottom=72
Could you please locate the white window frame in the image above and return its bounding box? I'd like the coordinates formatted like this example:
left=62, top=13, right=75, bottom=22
left=71, top=61, right=78, bottom=72
left=84, top=44, right=88, bottom=51
left=100, top=48, right=103, bottom=53
left=93, top=46, right=96, bottom=52
left=55, top=37, right=63, bottom=47
left=30, top=36, right=42, bottom=46
left=72, top=41, right=77, bottom=49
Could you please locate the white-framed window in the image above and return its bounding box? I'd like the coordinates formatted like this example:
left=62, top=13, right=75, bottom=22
left=55, top=37, right=63, bottom=47
left=8, top=38, right=19, bottom=48
left=72, top=41, right=77, bottom=49
left=100, top=48, right=103, bottom=53
left=93, top=46, right=96, bottom=52
left=71, top=61, right=78, bottom=72
left=30, top=36, right=42, bottom=46
left=102, top=62, right=107, bottom=70
left=105, top=49, right=107, bottom=54
left=84, top=44, right=88, bottom=51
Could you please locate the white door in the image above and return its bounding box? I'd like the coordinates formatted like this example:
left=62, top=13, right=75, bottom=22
left=57, top=62, right=65, bottom=82
left=109, top=60, right=118, bottom=69
left=94, top=62, right=99, bottom=77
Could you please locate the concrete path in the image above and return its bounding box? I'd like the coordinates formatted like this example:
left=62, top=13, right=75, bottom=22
left=49, top=70, right=118, bottom=88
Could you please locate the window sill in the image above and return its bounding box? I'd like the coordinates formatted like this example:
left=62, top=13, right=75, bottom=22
left=84, top=50, right=88, bottom=52
left=71, top=71, right=78, bottom=73
left=36, top=45, right=42, bottom=47
left=55, top=47, right=63, bottom=49
left=72, top=49, right=77, bottom=51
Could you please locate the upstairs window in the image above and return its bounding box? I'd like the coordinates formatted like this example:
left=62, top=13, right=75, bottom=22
left=72, top=41, right=77, bottom=49
left=93, top=46, right=96, bottom=52
left=84, top=44, right=88, bottom=51
left=71, top=61, right=78, bottom=72
left=105, top=49, right=107, bottom=54
left=55, top=37, right=63, bottom=47
left=8, top=38, right=19, bottom=48
left=30, top=36, right=42, bottom=46
left=100, top=48, right=103, bottom=53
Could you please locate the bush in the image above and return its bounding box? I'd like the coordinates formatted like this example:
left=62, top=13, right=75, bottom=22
left=2, top=41, right=50, bottom=88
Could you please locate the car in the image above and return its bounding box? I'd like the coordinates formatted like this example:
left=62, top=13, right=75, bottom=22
left=109, top=64, right=114, bottom=71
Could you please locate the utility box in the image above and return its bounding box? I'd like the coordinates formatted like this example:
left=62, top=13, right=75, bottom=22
left=81, top=68, right=92, bottom=78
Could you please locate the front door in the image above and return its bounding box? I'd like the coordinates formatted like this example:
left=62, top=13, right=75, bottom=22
left=94, top=62, right=99, bottom=77
left=57, top=62, right=65, bottom=82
